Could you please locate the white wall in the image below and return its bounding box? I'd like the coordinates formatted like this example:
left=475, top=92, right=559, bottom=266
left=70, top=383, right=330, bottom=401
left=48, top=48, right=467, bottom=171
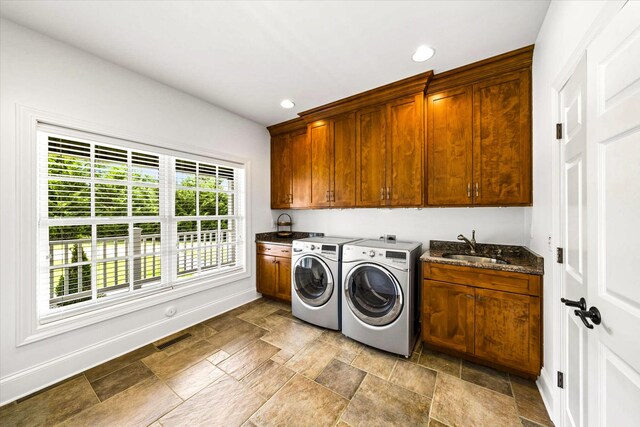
left=274, top=208, right=527, bottom=248
left=0, top=19, right=271, bottom=404
left=528, top=0, right=610, bottom=422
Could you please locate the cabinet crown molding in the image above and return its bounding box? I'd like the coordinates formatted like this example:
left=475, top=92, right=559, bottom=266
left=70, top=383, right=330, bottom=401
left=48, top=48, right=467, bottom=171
left=267, top=117, right=307, bottom=137
left=298, top=70, right=433, bottom=122
left=428, top=44, right=534, bottom=93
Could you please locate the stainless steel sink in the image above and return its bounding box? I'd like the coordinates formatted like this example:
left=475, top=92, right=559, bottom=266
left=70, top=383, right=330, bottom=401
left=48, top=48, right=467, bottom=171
left=442, top=253, right=509, bottom=265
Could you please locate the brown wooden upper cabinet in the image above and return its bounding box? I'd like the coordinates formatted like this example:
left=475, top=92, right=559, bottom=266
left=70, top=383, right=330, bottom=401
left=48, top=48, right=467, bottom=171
left=356, top=94, right=424, bottom=207
left=426, top=46, right=533, bottom=206
left=268, top=119, right=311, bottom=209
left=309, top=113, right=357, bottom=208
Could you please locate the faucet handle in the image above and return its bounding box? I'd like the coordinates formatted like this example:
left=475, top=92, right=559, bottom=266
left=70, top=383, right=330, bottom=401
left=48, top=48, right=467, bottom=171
left=457, top=234, right=465, bottom=241
left=471, top=230, right=476, bottom=241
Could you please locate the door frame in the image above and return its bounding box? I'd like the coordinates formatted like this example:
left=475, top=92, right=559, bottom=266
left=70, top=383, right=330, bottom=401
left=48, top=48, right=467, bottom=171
left=548, top=1, right=627, bottom=425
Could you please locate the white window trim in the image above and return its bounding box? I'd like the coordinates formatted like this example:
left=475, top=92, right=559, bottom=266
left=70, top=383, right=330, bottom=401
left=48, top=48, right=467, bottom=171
left=15, top=105, right=253, bottom=346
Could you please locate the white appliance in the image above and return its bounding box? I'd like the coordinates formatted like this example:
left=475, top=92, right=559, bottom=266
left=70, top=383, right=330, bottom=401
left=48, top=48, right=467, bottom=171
left=291, top=236, right=361, bottom=330
left=341, top=239, right=422, bottom=357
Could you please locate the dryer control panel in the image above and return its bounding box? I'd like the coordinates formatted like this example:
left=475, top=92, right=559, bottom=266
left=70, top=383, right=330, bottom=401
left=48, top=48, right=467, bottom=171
left=343, top=246, right=409, bottom=269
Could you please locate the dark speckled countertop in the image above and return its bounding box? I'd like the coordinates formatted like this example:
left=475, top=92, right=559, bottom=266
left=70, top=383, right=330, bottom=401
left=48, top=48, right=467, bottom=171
left=420, top=240, right=544, bottom=275
left=255, top=231, right=324, bottom=246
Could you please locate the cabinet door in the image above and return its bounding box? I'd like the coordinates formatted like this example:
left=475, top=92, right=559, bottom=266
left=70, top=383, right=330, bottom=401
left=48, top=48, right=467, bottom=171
left=355, top=105, right=387, bottom=207
left=257, top=254, right=276, bottom=296
left=290, top=130, right=311, bottom=208
left=275, top=257, right=292, bottom=302
left=270, top=135, right=292, bottom=209
left=309, top=120, right=332, bottom=207
left=473, top=70, right=532, bottom=205
left=475, top=288, right=540, bottom=373
left=331, top=113, right=357, bottom=207
left=422, top=280, right=475, bottom=354
left=426, top=86, right=473, bottom=205
left=386, top=94, right=424, bottom=206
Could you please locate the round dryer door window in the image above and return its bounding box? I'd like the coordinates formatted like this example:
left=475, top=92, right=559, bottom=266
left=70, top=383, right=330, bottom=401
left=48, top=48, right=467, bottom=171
left=293, top=255, right=334, bottom=307
left=345, top=263, right=403, bottom=326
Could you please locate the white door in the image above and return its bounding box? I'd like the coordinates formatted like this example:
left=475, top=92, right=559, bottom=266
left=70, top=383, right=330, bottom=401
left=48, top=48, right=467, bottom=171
left=559, top=55, right=589, bottom=427
left=585, top=2, right=640, bottom=426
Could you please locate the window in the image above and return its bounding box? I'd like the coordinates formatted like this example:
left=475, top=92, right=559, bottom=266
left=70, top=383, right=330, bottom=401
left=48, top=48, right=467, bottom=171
left=38, top=126, right=245, bottom=323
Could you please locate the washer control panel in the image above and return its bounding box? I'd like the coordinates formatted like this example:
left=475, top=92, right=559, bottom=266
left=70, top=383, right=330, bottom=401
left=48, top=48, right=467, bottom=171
left=292, top=241, right=339, bottom=260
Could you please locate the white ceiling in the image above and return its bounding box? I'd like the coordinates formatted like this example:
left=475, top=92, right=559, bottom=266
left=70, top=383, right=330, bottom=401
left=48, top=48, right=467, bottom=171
left=0, top=1, right=549, bottom=126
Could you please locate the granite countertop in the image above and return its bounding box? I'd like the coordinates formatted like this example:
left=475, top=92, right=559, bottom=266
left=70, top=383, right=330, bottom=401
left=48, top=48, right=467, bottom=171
left=255, top=231, right=324, bottom=246
left=420, top=240, right=544, bottom=275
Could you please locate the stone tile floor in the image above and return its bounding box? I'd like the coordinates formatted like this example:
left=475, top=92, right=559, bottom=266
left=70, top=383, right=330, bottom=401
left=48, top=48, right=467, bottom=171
left=0, top=298, right=554, bottom=427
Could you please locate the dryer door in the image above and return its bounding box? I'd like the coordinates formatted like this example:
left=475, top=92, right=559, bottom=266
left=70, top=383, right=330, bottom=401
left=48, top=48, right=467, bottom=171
left=293, top=255, right=334, bottom=307
left=345, top=263, right=403, bottom=326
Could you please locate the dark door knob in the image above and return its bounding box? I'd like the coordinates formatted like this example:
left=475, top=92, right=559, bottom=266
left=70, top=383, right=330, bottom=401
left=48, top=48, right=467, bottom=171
left=574, top=306, right=602, bottom=329
left=561, top=297, right=587, bottom=311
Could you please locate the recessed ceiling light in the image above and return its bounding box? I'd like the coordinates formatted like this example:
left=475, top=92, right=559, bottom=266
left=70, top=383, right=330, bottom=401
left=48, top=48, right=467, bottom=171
left=412, top=45, right=435, bottom=62
left=280, top=99, right=295, bottom=109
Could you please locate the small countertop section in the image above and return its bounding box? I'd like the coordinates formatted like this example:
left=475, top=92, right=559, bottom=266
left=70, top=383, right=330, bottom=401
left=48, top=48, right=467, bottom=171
left=420, top=240, right=544, bottom=275
left=255, top=231, right=324, bottom=246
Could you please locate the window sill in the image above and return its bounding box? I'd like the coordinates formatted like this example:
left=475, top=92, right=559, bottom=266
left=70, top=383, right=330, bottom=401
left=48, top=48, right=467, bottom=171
left=18, top=267, right=249, bottom=346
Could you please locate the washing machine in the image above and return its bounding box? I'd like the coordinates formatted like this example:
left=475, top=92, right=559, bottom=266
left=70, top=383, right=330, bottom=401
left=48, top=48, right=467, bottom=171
left=341, top=239, right=422, bottom=357
left=291, top=236, right=361, bottom=330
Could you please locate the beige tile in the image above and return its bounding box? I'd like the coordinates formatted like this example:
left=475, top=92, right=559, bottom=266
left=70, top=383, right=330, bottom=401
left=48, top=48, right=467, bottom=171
left=207, top=349, right=231, bottom=365
left=521, top=417, right=549, bottom=427
left=165, top=359, right=225, bottom=400
left=204, top=312, right=246, bottom=331
left=207, top=319, right=269, bottom=355
left=218, top=339, right=280, bottom=380
left=315, top=359, right=366, bottom=399
left=418, top=349, right=461, bottom=377
left=0, top=376, right=98, bottom=426
left=142, top=339, right=218, bottom=379
left=238, top=302, right=281, bottom=324
left=318, top=331, right=363, bottom=364
left=429, top=418, right=451, bottom=427
left=85, top=344, right=157, bottom=382
left=409, top=351, right=420, bottom=363
left=389, top=359, right=437, bottom=397
left=242, top=359, right=295, bottom=399
left=250, top=311, right=294, bottom=331
left=431, top=373, right=520, bottom=427
left=413, top=338, right=424, bottom=354
left=160, top=374, right=265, bottom=427
left=510, top=376, right=554, bottom=426
left=261, top=319, right=323, bottom=353
left=351, top=346, right=398, bottom=380
left=461, top=360, right=512, bottom=396
left=250, top=374, right=347, bottom=427
left=285, top=339, right=340, bottom=379
left=341, top=374, right=431, bottom=427
left=271, top=348, right=295, bottom=364
left=336, top=421, right=351, bottom=427
left=242, top=420, right=259, bottom=427
left=60, top=377, right=180, bottom=427
left=90, top=360, right=154, bottom=401
left=153, top=323, right=218, bottom=356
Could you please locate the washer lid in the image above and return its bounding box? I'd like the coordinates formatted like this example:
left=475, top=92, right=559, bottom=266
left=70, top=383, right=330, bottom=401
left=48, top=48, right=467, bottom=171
left=293, top=254, right=334, bottom=307
left=350, top=239, right=421, bottom=252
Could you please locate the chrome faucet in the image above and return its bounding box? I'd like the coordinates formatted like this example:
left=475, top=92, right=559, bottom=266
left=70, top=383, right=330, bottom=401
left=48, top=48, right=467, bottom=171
left=457, top=230, right=477, bottom=254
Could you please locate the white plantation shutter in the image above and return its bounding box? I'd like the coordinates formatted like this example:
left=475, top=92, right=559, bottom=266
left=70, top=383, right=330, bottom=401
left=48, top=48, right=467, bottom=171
left=37, top=125, right=245, bottom=323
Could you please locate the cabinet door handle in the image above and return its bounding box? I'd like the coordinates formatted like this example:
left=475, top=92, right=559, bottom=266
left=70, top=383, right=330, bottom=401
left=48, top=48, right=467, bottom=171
left=386, top=187, right=391, bottom=200
left=475, top=183, right=479, bottom=197
left=465, top=294, right=474, bottom=299
left=467, top=183, right=471, bottom=198
left=289, top=194, right=293, bottom=203
left=281, top=249, right=288, bottom=253
left=326, top=190, right=330, bottom=202
left=380, top=187, right=385, bottom=200
left=330, top=190, right=335, bottom=202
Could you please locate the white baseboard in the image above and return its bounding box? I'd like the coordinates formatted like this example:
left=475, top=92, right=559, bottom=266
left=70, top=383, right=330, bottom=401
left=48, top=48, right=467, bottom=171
left=537, top=366, right=559, bottom=426
left=0, top=288, right=259, bottom=406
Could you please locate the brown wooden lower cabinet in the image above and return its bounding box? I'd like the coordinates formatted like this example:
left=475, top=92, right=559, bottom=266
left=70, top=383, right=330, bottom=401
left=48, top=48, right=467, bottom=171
left=256, top=243, right=292, bottom=302
left=422, top=262, right=542, bottom=378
